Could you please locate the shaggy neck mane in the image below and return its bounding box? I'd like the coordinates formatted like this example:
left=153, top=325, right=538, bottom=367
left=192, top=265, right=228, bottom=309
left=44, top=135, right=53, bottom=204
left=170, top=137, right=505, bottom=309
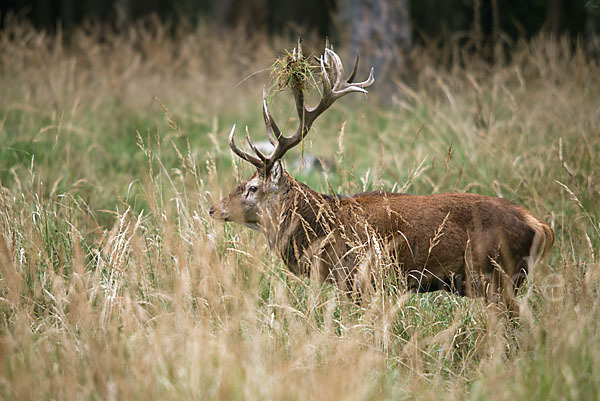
left=262, top=172, right=343, bottom=275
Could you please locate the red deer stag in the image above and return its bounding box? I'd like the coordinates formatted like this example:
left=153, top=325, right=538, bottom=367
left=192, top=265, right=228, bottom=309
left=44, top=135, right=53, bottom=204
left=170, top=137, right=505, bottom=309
left=209, top=39, right=554, bottom=313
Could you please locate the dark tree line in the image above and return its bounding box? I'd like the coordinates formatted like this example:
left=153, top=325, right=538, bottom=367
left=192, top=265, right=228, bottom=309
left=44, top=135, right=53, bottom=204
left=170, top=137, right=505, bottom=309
left=1, top=0, right=598, bottom=41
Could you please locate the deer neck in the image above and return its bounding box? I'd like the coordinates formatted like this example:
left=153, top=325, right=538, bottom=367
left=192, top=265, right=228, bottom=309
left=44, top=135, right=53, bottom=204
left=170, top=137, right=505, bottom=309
left=260, top=175, right=340, bottom=274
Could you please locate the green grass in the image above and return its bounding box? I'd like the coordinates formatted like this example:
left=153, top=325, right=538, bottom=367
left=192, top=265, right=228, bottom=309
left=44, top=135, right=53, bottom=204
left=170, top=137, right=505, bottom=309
left=1, top=19, right=599, bottom=400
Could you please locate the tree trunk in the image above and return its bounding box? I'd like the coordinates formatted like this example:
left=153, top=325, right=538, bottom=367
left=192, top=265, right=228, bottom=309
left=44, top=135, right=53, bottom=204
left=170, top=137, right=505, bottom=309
left=545, top=0, right=563, bottom=35
left=335, top=0, right=412, bottom=100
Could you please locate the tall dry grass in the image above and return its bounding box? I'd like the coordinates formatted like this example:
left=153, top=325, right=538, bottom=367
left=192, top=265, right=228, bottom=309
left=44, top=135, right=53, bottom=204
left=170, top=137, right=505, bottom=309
left=1, top=16, right=599, bottom=400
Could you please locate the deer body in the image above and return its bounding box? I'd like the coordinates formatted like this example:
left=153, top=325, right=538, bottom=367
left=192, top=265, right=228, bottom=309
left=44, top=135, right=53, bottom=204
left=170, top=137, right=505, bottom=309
left=211, top=167, right=553, bottom=300
left=209, top=39, right=553, bottom=311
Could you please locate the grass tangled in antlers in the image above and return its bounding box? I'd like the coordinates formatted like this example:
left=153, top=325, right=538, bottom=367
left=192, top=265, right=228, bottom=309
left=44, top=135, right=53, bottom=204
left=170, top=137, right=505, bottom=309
left=270, top=49, right=320, bottom=94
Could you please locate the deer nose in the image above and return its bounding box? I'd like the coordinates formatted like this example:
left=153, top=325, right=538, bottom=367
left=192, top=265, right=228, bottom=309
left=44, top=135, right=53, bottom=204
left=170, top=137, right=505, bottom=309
left=209, top=207, right=215, bottom=217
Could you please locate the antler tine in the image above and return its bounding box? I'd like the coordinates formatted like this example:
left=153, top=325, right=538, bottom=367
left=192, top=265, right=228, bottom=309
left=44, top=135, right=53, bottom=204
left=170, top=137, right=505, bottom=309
left=263, top=98, right=281, bottom=146
left=347, top=51, right=360, bottom=83
left=297, top=36, right=303, bottom=59
left=324, top=37, right=332, bottom=65
left=261, top=94, right=294, bottom=169
left=319, top=55, right=333, bottom=96
left=325, top=48, right=346, bottom=88
left=245, top=126, right=267, bottom=162
left=229, top=124, right=264, bottom=169
left=346, top=63, right=375, bottom=89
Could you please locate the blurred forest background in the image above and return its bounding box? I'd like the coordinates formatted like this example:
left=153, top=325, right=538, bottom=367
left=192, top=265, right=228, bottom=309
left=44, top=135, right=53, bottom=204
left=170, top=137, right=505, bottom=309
left=3, top=0, right=599, bottom=97
left=1, top=0, right=599, bottom=39
left=2, top=0, right=599, bottom=49
left=0, top=0, right=600, bottom=42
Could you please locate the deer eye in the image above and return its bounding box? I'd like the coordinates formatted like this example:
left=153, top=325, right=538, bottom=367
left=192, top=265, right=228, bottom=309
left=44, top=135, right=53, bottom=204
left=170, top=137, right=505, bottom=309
left=247, top=185, right=258, bottom=193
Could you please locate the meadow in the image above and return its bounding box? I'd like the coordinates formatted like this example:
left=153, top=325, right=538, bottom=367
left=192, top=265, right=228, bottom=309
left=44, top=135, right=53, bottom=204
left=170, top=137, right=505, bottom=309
left=0, top=16, right=599, bottom=400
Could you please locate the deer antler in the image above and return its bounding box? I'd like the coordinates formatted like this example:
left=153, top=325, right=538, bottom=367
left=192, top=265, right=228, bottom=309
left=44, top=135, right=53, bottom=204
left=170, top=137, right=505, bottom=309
left=230, top=38, right=374, bottom=173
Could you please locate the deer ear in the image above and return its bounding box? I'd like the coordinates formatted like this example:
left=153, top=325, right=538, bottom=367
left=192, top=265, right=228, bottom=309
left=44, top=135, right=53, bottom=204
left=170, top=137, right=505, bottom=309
left=269, top=160, right=283, bottom=184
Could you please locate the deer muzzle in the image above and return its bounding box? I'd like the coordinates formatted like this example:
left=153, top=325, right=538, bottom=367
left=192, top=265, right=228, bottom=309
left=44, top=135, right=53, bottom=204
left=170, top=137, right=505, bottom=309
left=209, top=205, right=229, bottom=221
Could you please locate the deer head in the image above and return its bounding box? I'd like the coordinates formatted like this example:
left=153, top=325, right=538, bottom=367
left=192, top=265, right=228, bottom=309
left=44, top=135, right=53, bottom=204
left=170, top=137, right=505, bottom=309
left=209, top=38, right=374, bottom=231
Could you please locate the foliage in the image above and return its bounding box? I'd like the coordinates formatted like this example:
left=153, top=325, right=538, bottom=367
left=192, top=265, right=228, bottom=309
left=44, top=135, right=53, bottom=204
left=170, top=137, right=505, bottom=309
left=0, top=19, right=599, bottom=401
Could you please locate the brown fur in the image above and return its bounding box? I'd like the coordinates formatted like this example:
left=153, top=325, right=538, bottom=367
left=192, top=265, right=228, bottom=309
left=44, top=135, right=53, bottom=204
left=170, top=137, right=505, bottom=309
left=210, top=167, right=554, bottom=312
